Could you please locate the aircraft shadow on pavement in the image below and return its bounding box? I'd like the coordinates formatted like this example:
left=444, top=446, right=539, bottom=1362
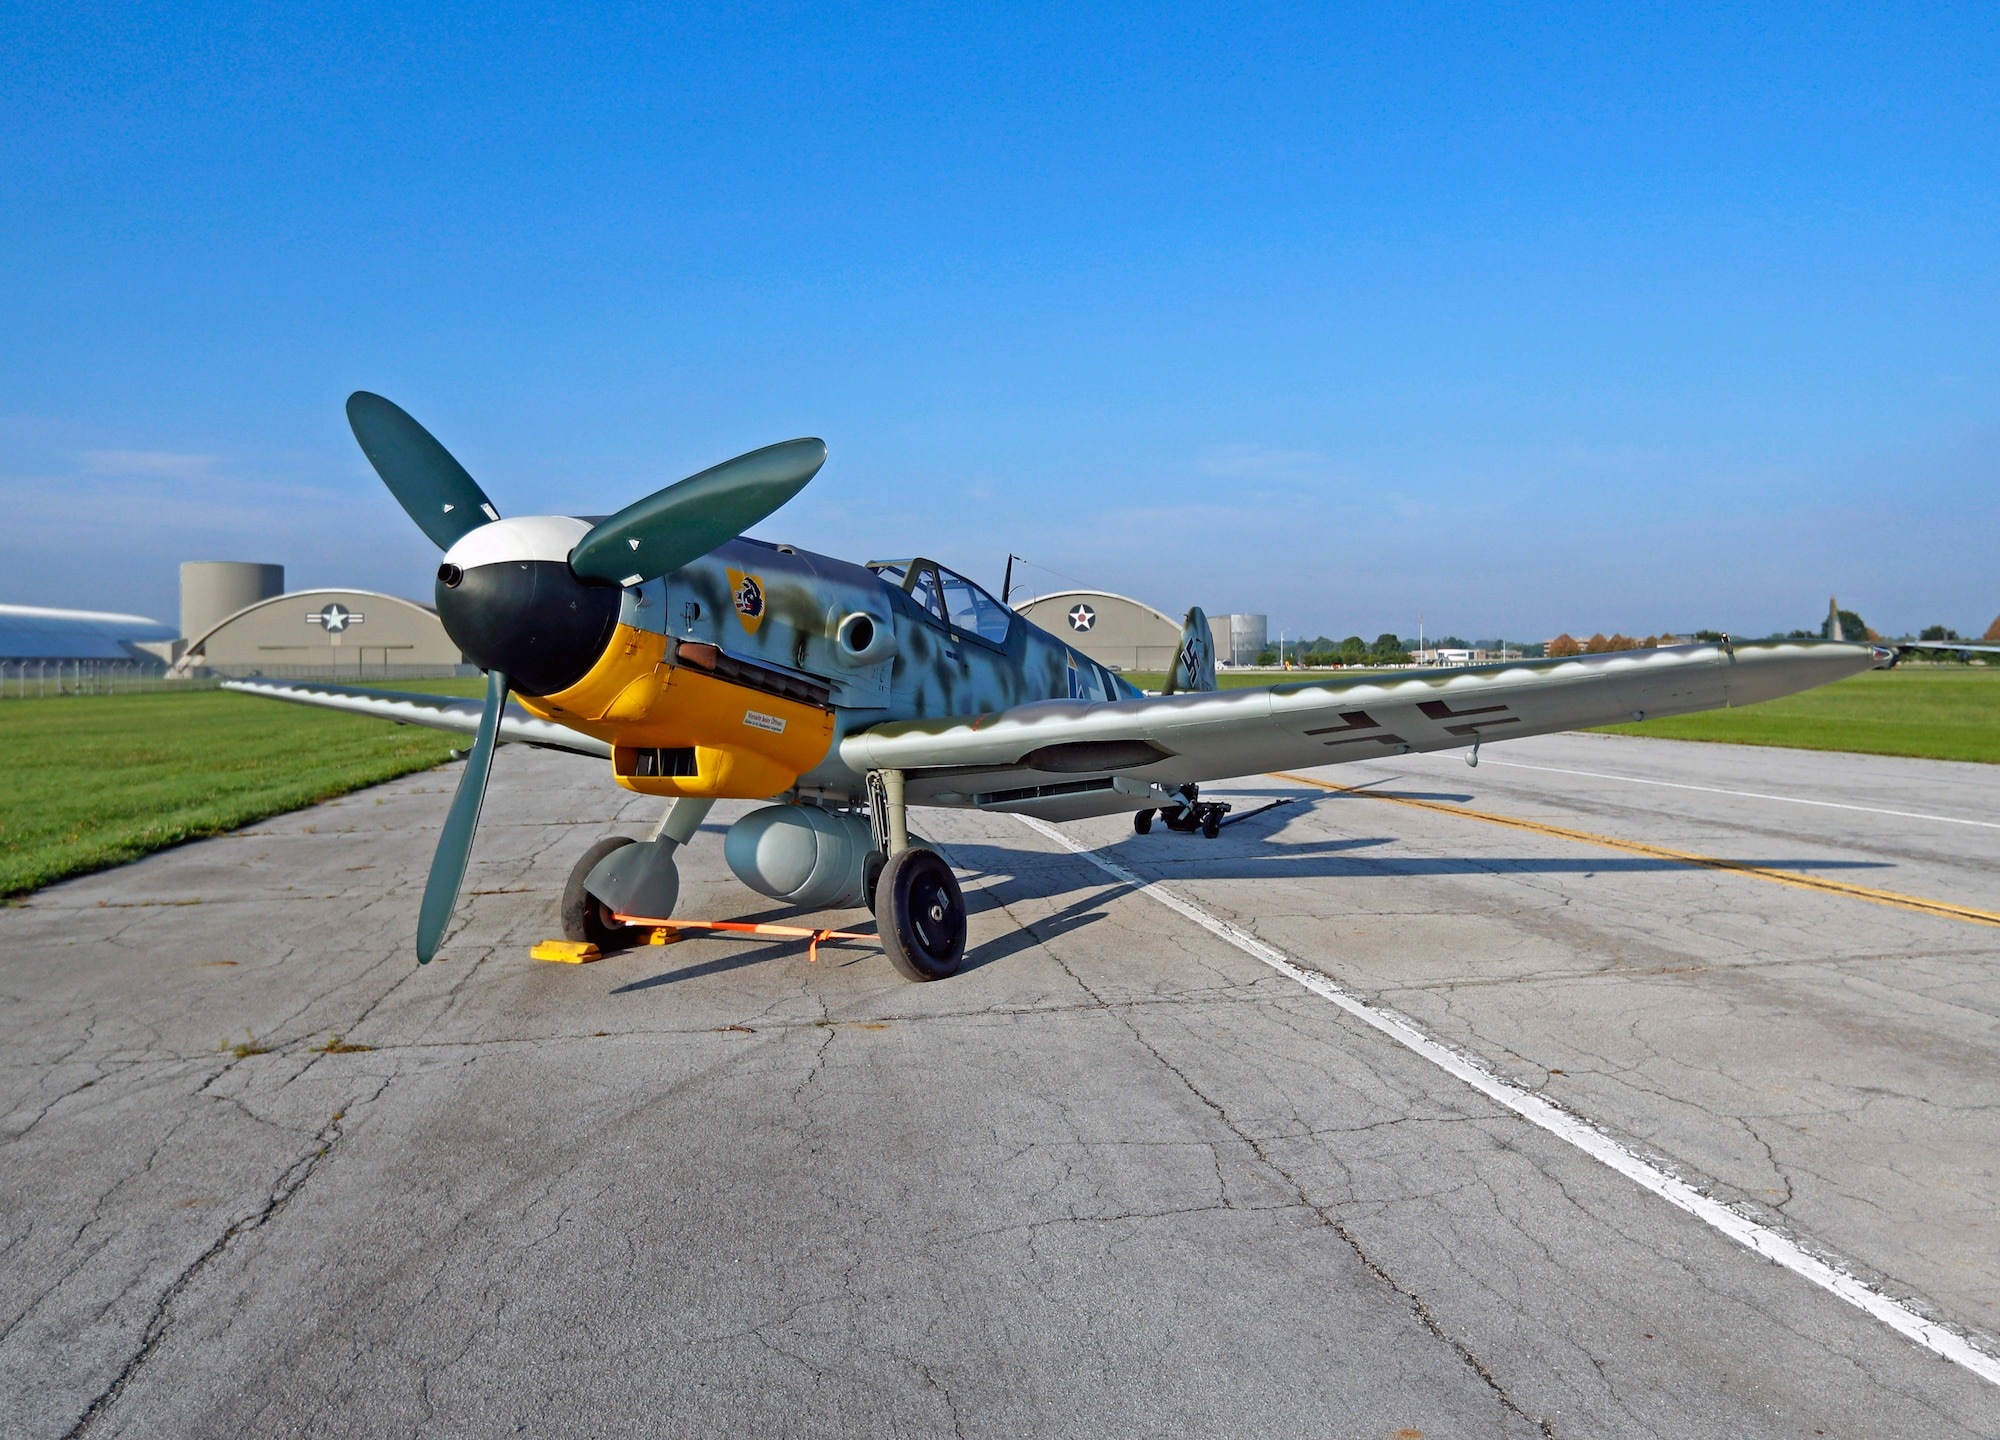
left=605, top=818, right=1892, bottom=994
left=956, top=884, right=1116, bottom=973
left=608, top=870, right=1122, bottom=991
left=607, top=901, right=875, bottom=993
left=609, top=940, right=806, bottom=992
left=938, top=836, right=1893, bottom=891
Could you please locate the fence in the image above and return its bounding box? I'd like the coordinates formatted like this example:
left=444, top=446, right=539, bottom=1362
left=191, top=662, right=475, bottom=682
left=0, top=660, right=190, bottom=698
left=0, top=660, right=477, bottom=698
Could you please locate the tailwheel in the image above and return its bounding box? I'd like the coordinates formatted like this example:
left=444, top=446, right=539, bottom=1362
left=875, top=846, right=967, bottom=982
left=561, top=836, right=647, bottom=951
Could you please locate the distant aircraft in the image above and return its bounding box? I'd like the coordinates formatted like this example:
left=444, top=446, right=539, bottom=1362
left=232, top=394, right=1890, bottom=980
left=1827, top=595, right=2000, bottom=659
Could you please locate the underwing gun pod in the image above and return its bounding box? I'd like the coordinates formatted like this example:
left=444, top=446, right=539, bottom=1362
left=227, top=392, right=1890, bottom=982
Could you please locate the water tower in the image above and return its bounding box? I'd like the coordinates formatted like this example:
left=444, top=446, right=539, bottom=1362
left=180, top=562, right=284, bottom=643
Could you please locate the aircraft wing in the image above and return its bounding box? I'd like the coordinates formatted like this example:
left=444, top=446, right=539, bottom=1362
left=1892, top=640, right=2000, bottom=656
left=220, top=678, right=613, bottom=758
left=841, top=640, right=1887, bottom=821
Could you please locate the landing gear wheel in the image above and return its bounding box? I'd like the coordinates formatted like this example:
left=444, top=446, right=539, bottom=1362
left=875, top=847, right=967, bottom=982
left=863, top=849, right=888, bottom=913
left=1133, top=809, right=1154, bottom=835
left=1200, top=809, right=1222, bottom=839
left=561, top=836, right=646, bottom=951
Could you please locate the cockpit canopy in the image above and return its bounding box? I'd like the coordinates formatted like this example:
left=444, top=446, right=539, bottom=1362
left=868, top=559, right=1013, bottom=644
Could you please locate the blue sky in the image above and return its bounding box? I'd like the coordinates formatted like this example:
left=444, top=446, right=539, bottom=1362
left=5, top=2, right=1997, bottom=640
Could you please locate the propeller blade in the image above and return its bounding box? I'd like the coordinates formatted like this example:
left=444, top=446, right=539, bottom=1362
left=568, top=438, right=826, bottom=586
left=347, top=391, right=500, bottom=550
left=415, top=668, right=509, bottom=963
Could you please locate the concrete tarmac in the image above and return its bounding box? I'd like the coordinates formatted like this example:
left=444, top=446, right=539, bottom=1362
left=3, top=732, right=1998, bottom=1437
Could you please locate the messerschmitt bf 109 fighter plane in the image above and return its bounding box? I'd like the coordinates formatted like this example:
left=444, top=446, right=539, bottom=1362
left=230, top=393, right=1893, bottom=980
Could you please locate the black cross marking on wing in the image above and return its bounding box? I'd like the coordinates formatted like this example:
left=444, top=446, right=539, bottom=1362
left=1304, top=709, right=1408, bottom=748
left=1417, top=698, right=1520, bottom=737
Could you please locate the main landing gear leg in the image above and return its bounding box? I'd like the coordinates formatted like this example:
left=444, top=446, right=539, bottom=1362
left=650, top=796, right=715, bottom=848
left=561, top=797, right=714, bottom=948
left=868, top=768, right=968, bottom=982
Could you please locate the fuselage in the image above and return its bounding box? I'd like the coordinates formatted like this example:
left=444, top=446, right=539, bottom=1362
left=494, top=532, right=1130, bottom=806
left=432, top=518, right=1886, bottom=821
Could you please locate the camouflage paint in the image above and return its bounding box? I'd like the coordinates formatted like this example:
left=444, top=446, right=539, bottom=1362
left=514, top=536, right=1133, bottom=806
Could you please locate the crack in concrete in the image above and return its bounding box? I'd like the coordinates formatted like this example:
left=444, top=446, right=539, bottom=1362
left=59, top=1076, right=391, bottom=1438
left=970, top=867, right=1561, bottom=1437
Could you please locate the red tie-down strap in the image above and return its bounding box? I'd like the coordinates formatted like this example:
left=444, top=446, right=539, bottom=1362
left=610, top=915, right=878, bottom=964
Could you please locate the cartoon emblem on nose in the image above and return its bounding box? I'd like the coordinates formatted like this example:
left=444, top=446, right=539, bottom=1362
left=726, top=569, right=767, bottom=635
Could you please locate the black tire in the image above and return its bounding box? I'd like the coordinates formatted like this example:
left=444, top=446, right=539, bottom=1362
left=875, top=847, right=967, bottom=981
left=1200, top=809, right=1221, bottom=839
left=863, top=849, right=887, bottom=912
left=1133, top=809, right=1154, bottom=835
left=561, top=836, right=646, bottom=950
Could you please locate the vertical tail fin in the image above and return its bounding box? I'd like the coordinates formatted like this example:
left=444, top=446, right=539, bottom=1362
left=1826, top=596, right=1844, bottom=642
left=1162, top=607, right=1219, bottom=694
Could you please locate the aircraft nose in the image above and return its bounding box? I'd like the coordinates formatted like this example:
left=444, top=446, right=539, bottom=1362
left=435, top=559, right=622, bottom=697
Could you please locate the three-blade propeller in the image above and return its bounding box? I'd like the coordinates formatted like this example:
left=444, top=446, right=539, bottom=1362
left=346, top=391, right=825, bottom=962
left=415, top=667, right=509, bottom=963
left=570, top=438, right=827, bottom=587
left=346, top=393, right=501, bottom=550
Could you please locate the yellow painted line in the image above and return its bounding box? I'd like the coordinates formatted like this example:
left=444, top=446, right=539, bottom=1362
left=1271, top=771, right=2000, bottom=929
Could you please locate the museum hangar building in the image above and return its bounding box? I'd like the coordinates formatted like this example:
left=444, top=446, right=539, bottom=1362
left=1016, top=591, right=1266, bottom=672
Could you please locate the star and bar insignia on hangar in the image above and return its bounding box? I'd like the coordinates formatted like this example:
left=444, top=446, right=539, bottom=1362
left=307, top=602, right=363, bottom=633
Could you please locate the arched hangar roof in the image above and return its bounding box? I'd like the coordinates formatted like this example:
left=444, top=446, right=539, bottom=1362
left=1016, top=589, right=1198, bottom=672
left=184, top=588, right=441, bottom=653
left=0, top=603, right=178, bottom=661
left=1016, top=589, right=1182, bottom=632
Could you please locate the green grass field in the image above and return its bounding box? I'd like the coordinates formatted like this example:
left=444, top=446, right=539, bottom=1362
left=1123, top=671, right=1308, bottom=691
left=5, top=664, right=1991, bottom=901
left=0, top=686, right=465, bottom=898
left=1131, top=665, right=1999, bottom=764
left=1597, top=666, right=2000, bottom=763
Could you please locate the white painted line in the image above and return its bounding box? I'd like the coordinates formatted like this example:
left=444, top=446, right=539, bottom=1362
left=1013, top=814, right=2000, bottom=1389
left=1473, top=757, right=2000, bottom=831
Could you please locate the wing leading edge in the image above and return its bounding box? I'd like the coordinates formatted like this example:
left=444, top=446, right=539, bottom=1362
left=220, top=678, right=613, bottom=758
left=841, top=640, right=1887, bottom=820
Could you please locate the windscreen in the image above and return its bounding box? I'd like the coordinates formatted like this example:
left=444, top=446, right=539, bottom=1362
left=937, top=569, right=1012, bottom=643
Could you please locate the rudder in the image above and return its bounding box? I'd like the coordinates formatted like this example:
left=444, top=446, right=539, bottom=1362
left=1162, top=607, right=1218, bottom=694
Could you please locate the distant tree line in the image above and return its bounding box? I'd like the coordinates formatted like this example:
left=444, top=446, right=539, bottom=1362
left=1254, top=634, right=1410, bottom=666
left=1774, top=609, right=1876, bottom=642
left=1249, top=634, right=1553, bottom=666
left=1249, top=610, right=2000, bottom=668
left=1544, top=632, right=1680, bottom=657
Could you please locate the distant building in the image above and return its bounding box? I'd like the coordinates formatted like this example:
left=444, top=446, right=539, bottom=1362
left=1225, top=614, right=1268, bottom=666
left=1016, top=590, right=1233, bottom=673
left=0, top=604, right=178, bottom=667
left=180, top=561, right=285, bottom=646
left=174, top=587, right=462, bottom=678
left=6, top=561, right=464, bottom=682
left=1411, top=647, right=1521, bottom=666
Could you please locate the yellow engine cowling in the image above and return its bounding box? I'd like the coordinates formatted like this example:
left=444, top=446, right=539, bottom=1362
left=513, top=624, right=836, bottom=799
